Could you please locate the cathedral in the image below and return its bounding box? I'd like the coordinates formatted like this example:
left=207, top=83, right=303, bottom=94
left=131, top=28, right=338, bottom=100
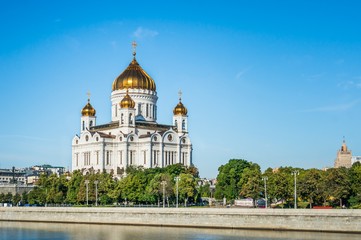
left=72, top=43, right=192, bottom=178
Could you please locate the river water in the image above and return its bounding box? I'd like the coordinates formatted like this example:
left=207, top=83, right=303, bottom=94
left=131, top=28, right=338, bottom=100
left=0, top=222, right=359, bottom=240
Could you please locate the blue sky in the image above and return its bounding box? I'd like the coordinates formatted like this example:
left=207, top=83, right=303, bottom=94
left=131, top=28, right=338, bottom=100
left=1, top=1, right=361, bottom=178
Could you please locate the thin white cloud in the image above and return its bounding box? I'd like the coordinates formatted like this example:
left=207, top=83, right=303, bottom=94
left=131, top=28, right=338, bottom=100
left=132, top=27, right=159, bottom=39
left=300, top=100, right=359, bottom=113
left=235, top=67, right=251, bottom=80
left=305, top=73, right=325, bottom=82
left=309, top=73, right=325, bottom=79
left=0, top=134, right=51, bottom=142
left=338, top=77, right=361, bottom=90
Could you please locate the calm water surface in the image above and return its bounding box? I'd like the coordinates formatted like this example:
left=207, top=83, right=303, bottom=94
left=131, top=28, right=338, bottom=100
left=0, top=222, right=359, bottom=240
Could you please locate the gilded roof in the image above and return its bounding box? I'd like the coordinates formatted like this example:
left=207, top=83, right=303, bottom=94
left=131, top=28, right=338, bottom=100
left=173, top=101, right=188, bottom=116
left=120, top=91, right=135, bottom=108
left=112, top=58, right=156, bottom=91
left=81, top=100, right=96, bottom=116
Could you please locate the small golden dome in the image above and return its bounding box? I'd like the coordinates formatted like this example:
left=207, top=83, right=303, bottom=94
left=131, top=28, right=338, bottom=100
left=173, top=101, right=188, bottom=116
left=120, top=91, right=135, bottom=108
left=81, top=99, right=96, bottom=116
left=112, top=57, right=156, bottom=92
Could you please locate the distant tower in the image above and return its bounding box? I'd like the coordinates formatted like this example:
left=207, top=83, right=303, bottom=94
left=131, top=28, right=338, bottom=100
left=173, top=90, right=188, bottom=133
left=80, top=92, right=96, bottom=133
left=334, top=138, right=352, bottom=168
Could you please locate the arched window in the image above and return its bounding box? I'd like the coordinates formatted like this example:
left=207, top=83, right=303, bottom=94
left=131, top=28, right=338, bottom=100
left=82, top=121, right=85, bottom=131
left=90, top=120, right=93, bottom=127
left=174, top=120, right=178, bottom=128
left=129, top=113, right=133, bottom=124
left=182, top=120, right=186, bottom=130
left=138, top=103, right=141, bottom=115
left=121, top=113, right=124, bottom=124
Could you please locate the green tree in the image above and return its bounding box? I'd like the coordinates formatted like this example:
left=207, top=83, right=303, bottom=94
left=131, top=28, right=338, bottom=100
left=349, top=162, right=361, bottom=207
left=215, top=159, right=252, bottom=201
left=238, top=163, right=262, bottom=205
left=298, top=169, right=323, bottom=208
left=178, top=173, right=197, bottom=206
left=267, top=168, right=293, bottom=207
left=323, top=168, right=350, bottom=207
left=21, top=192, right=28, bottom=205
left=4, top=193, right=13, bottom=203
left=198, top=182, right=211, bottom=198
left=66, top=170, right=83, bottom=204
left=146, top=173, right=163, bottom=205
left=27, top=187, right=46, bottom=205
left=118, top=173, right=145, bottom=203
left=97, top=172, right=117, bottom=204
left=0, top=193, right=5, bottom=203
left=146, top=173, right=173, bottom=205
left=12, top=193, right=21, bottom=206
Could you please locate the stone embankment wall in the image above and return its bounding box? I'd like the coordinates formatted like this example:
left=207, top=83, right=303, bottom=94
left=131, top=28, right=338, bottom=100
left=1, top=207, right=361, bottom=233
left=0, top=184, right=33, bottom=195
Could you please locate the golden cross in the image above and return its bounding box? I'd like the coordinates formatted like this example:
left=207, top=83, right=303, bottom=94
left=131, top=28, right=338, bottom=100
left=132, top=41, right=137, bottom=56
left=178, top=89, right=182, bottom=101
left=87, top=91, right=91, bottom=102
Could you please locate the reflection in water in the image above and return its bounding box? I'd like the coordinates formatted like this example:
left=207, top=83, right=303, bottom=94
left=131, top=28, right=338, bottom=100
left=0, top=222, right=359, bottom=240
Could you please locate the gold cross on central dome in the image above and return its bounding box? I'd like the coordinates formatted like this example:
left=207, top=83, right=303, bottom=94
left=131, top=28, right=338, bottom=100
left=132, top=41, right=137, bottom=56
left=87, top=91, right=91, bottom=102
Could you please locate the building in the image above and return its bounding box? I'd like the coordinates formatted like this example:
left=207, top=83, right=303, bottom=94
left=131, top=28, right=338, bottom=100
left=351, top=156, right=361, bottom=165
left=72, top=43, right=192, bottom=178
left=334, top=139, right=352, bottom=168
left=32, top=164, right=65, bottom=176
left=0, top=168, right=26, bottom=184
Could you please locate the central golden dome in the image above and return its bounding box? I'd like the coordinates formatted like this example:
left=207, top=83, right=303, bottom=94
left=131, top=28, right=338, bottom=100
left=112, top=57, right=156, bottom=91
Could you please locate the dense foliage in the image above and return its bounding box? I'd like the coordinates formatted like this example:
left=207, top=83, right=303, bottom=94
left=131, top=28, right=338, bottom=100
left=215, top=159, right=361, bottom=208
left=2, top=160, right=361, bottom=208
left=2, top=164, right=201, bottom=206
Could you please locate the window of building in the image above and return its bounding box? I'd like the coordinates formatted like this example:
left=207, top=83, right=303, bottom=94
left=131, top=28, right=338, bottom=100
left=129, top=113, right=133, bottom=124
left=138, top=103, right=141, bottom=115
left=106, top=151, right=111, bottom=165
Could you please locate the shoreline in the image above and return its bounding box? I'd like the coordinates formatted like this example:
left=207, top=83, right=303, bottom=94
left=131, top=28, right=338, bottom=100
left=1, top=207, right=361, bottom=234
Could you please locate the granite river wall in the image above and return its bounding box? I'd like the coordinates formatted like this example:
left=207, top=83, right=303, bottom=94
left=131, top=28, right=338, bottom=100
left=1, top=207, right=360, bottom=234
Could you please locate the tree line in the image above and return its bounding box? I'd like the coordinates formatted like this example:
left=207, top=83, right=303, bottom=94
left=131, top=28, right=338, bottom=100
left=0, top=164, right=206, bottom=206
left=215, top=159, right=361, bottom=208
left=2, top=159, right=360, bottom=208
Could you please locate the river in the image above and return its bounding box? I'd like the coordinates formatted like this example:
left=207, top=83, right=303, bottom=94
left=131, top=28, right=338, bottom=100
left=0, top=222, right=360, bottom=240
